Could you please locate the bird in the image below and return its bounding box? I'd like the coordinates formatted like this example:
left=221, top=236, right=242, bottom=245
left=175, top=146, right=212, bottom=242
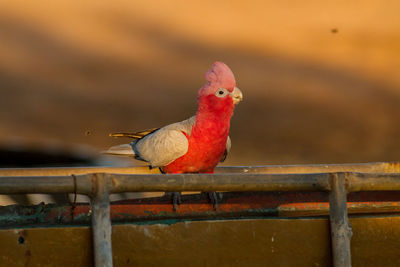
left=104, top=61, right=243, bottom=210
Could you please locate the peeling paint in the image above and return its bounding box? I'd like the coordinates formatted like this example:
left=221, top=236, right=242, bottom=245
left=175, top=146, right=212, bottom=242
left=1, top=191, right=400, bottom=229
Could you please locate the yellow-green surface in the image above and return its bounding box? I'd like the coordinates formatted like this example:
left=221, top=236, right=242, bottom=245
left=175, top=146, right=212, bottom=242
left=1, top=217, right=400, bottom=266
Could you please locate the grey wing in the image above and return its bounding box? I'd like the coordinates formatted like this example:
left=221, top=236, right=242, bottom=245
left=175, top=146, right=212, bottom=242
left=106, top=116, right=195, bottom=167
left=133, top=127, right=190, bottom=168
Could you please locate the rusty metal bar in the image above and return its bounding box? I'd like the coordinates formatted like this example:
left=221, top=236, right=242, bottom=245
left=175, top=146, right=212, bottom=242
left=0, top=173, right=331, bottom=194
left=219, top=162, right=400, bottom=174
left=90, top=173, right=113, bottom=267
left=108, top=173, right=331, bottom=192
left=0, top=175, right=76, bottom=194
left=348, top=172, right=400, bottom=192
left=278, top=201, right=400, bottom=217
left=329, top=173, right=352, bottom=267
left=0, top=166, right=161, bottom=176
left=1, top=167, right=400, bottom=267
left=0, top=175, right=92, bottom=194
left=0, top=161, right=399, bottom=176
left=1, top=172, right=400, bottom=194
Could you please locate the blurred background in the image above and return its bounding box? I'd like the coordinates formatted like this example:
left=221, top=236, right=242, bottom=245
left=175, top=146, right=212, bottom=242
left=1, top=0, right=400, bottom=169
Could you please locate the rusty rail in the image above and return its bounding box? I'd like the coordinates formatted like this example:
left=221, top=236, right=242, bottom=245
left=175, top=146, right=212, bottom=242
left=0, top=161, right=399, bottom=176
left=1, top=172, right=400, bottom=194
left=1, top=163, right=400, bottom=267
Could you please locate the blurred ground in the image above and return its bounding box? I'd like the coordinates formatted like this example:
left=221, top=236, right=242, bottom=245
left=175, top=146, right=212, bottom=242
left=0, top=0, right=399, bottom=166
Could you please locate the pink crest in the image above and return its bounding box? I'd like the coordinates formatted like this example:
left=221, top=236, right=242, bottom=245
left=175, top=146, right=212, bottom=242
left=204, top=62, right=236, bottom=91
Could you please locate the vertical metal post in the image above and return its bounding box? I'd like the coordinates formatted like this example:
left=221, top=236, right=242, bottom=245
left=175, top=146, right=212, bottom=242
left=329, top=173, right=352, bottom=267
left=90, top=173, right=113, bottom=267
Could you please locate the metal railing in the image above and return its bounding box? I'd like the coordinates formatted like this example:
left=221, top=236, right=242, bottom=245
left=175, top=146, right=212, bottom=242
left=0, top=162, right=400, bottom=267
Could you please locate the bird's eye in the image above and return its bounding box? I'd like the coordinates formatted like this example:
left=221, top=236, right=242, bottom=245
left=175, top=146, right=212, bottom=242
left=215, top=88, right=228, bottom=98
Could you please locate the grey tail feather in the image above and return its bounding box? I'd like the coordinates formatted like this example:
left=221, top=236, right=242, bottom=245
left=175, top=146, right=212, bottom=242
left=101, top=144, right=135, bottom=157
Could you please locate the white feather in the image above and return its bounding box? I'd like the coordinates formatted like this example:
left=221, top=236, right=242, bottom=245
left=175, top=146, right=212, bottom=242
left=134, top=116, right=196, bottom=167
left=104, top=116, right=232, bottom=167
left=102, top=144, right=135, bottom=156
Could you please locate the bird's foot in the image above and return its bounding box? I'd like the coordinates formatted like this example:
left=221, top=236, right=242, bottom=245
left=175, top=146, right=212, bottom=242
left=165, top=192, right=182, bottom=211
left=207, top=191, right=221, bottom=210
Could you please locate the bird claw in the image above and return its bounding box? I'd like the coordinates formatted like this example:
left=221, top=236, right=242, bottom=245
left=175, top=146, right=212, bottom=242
left=207, top=191, right=220, bottom=210
left=171, top=192, right=182, bottom=211
left=167, top=192, right=220, bottom=211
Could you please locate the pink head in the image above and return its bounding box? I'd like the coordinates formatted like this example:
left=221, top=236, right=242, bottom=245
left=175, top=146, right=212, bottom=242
left=198, top=62, right=243, bottom=106
left=199, top=62, right=236, bottom=96
left=204, top=61, right=236, bottom=91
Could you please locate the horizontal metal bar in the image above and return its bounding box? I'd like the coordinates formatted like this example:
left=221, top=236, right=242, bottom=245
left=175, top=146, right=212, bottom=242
left=0, top=172, right=400, bottom=195
left=108, top=173, right=331, bottom=193
left=348, top=172, right=400, bottom=192
left=0, top=162, right=398, bottom=177
left=0, top=174, right=94, bottom=195
left=278, top=201, right=400, bottom=217
left=0, top=176, right=77, bottom=194
left=0, top=173, right=331, bottom=195
left=220, top=162, right=400, bottom=174
left=0, top=166, right=161, bottom=176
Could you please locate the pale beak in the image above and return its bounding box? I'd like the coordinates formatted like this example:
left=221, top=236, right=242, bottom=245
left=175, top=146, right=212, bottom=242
left=231, top=87, right=243, bottom=105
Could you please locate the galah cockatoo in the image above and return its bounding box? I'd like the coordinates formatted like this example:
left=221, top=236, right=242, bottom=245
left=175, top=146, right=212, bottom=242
left=105, top=61, right=243, bottom=209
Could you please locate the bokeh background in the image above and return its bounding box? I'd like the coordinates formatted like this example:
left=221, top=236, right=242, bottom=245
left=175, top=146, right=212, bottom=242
left=1, top=0, right=400, bottom=168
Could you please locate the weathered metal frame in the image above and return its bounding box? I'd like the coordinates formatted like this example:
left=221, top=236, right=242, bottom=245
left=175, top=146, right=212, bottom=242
left=1, top=162, right=400, bottom=267
left=0, top=161, right=399, bottom=176
left=90, top=173, right=113, bottom=267
left=329, top=173, right=352, bottom=267
left=1, top=172, right=400, bottom=193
